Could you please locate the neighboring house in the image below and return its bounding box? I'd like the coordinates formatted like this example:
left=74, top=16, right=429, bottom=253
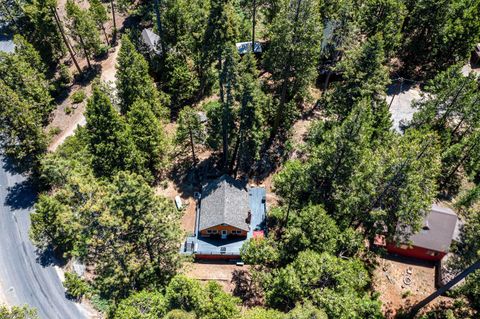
left=236, top=41, right=262, bottom=55
left=182, top=175, right=267, bottom=260
left=385, top=204, right=459, bottom=262
left=141, top=28, right=161, bottom=55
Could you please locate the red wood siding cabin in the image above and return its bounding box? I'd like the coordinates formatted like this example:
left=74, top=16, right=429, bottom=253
left=198, top=175, right=250, bottom=240
left=385, top=205, right=459, bottom=262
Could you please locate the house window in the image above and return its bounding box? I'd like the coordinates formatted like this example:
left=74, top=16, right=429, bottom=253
left=212, top=230, right=218, bottom=234
left=207, top=230, right=212, bottom=234
left=426, top=250, right=439, bottom=256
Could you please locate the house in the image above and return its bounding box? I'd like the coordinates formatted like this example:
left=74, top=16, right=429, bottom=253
left=236, top=41, right=262, bottom=55
left=141, top=28, right=161, bottom=54
left=182, top=175, right=267, bottom=260
left=386, top=204, right=459, bottom=262
left=198, top=175, right=251, bottom=239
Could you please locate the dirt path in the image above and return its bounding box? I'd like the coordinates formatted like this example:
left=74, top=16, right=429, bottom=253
left=47, top=41, right=121, bottom=152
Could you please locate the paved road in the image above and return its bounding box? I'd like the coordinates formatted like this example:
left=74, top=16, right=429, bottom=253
left=0, top=159, right=87, bottom=319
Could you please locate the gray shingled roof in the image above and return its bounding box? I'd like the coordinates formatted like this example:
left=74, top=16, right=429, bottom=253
left=398, top=204, right=458, bottom=253
left=199, top=175, right=250, bottom=231
left=141, top=28, right=161, bottom=54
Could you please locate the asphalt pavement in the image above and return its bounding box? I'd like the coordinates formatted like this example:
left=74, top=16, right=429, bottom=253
left=0, top=158, right=87, bottom=319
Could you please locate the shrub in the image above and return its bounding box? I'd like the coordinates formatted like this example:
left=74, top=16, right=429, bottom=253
left=63, top=272, right=90, bottom=300
left=71, top=90, right=86, bottom=104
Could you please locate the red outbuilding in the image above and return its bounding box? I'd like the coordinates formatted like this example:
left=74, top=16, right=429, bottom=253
left=385, top=205, right=459, bottom=262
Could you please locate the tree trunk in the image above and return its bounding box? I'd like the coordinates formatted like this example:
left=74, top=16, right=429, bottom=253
left=78, top=35, right=92, bottom=69
left=189, top=128, right=197, bottom=167
left=408, top=260, right=480, bottom=318
left=251, top=0, right=256, bottom=51
left=153, top=0, right=166, bottom=56
left=51, top=6, right=82, bottom=74
left=101, top=24, right=110, bottom=46
left=110, top=0, right=117, bottom=40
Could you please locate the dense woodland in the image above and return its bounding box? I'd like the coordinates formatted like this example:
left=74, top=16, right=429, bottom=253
left=1, top=0, right=480, bottom=318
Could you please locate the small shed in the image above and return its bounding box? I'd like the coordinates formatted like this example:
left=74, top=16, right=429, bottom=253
left=236, top=41, right=262, bottom=55
left=386, top=204, right=459, bottom=262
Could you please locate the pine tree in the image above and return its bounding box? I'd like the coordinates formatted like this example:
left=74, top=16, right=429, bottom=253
left=325, top=33, right=390, bottom=120
left=201, top=0, right=239, bottom=96
left=91, top=172, right=181, bottom=299
left=219, top=45, right=239, bottom=171
left=175, top=106, right=206, bottom=168
left=265, top=0, right=322, bottom=138
left=127, top=99, right=170, bottom=181
left=410, top=65, right=480, bottom=196
left=0, top=80, right=48, bottom=173
left=358, top=0, right=406, bottom=58
left=85, top=84, right=141, bottom=177
left=116, top=36, right=167, bottom=117
left=66, top=0, right=102, bottom=69
left=23, top=0, right=65, bottom=65
left=231, top=53, right=267, bottom=175
left=89, top=0, right=110, bottom=45
left=401, top=0, right=480, bottom=78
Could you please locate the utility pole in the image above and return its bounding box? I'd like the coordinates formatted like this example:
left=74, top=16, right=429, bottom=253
left=408, top=260, right=480, bottom=318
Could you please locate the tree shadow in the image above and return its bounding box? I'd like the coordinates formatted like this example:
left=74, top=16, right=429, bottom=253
left=35, top=246, right=68, bottom=268
left=3, top=179, right=37, bottom=210
left=231, top=269, right=264, bottom=307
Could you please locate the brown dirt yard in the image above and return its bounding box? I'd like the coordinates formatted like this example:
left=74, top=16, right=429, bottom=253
left=372, top=255, right=452, bottom=318
left=183, top=261, right=249, bottom=293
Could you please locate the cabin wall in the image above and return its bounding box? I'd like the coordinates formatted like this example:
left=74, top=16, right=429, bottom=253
left=386, top=243, right=446, bottom=262
left=200, top=225, right=248, bottom=238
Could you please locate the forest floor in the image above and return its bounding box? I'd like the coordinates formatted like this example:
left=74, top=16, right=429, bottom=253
left=46, top=0, right=125, bottom=151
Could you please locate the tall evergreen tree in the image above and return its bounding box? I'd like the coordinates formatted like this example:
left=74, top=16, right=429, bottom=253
left=265, top=0, right=322, bottom=137
left=324, top=34, right=390, bottom=120
left=0, top=81, right=48, bottom=173
left=91, top=172, right=182, bottom=299
left=401, top=0, right=480, bottom=78
left=201, top=0, right=239, bottom=96
left=231, top=53, right=267, bottom=175
left=66, top=0, right=102, bottom=69
left=85, top=84, right=141, bottom=178
left=23, top=0, right=65, bottom=65
left=410, top=65, right=480, bottom=196
left=89, top=0, right=110, bottom=45
left=116, top=35, right=167, bottom=117
left=175, top=106, right=205, bottom=168
left=127, top=99, right=170, bottom=182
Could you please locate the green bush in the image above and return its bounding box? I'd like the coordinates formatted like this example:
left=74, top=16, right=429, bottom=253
left=59, top=64, right=72, bottom=88
left=63, top=272, right=90, bottom=300
left=71, top=90, right=86, bottom=104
